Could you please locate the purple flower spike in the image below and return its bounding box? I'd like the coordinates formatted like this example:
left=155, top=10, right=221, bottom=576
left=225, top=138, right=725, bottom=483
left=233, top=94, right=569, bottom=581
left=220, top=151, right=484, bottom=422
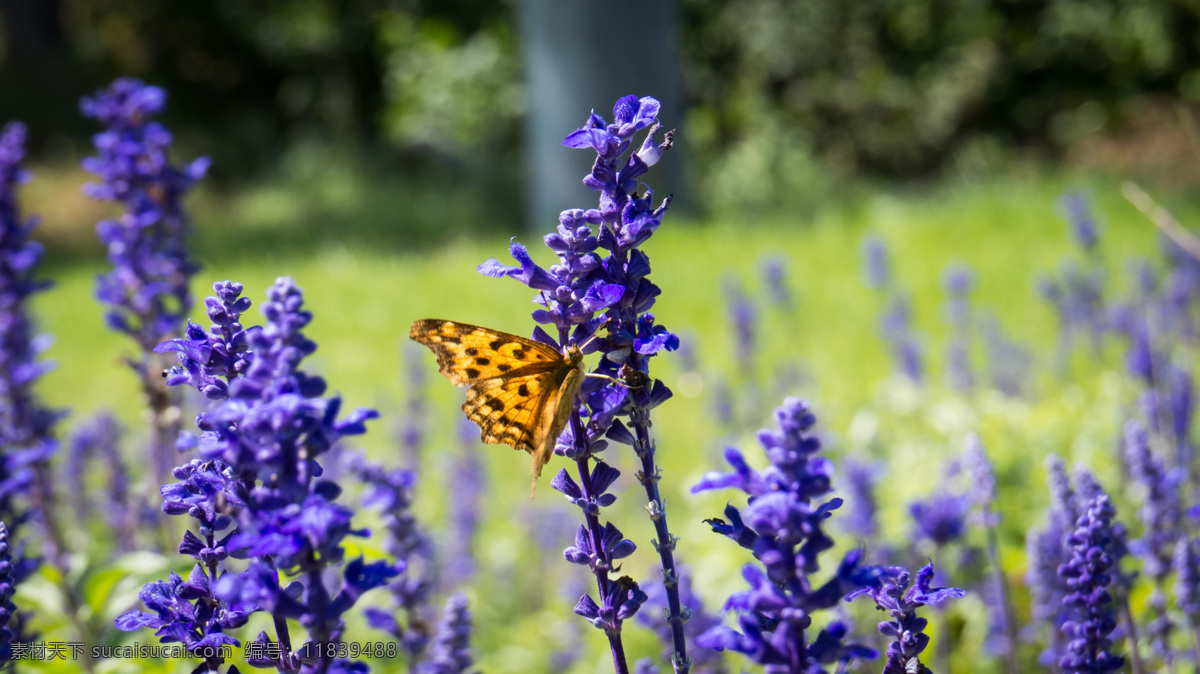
left=0, top=522, right=18, bottom=663
left=909, top=492, right=971, bottom=549
left=862, top=237, right=890, bottom=290
left=81, top=77, right=206, bottom=504
left=942, top=262, right=975, bottom=391
left=761, top=254, right=792, bottom=308
left=347, top=451, right=438, bottom=664
left=66, top=412, right=131, bottom=553
left=444, top=433, right=485, bottom=589
left=838, top=458, right=883, bottom=540
left=880, top=294, right=924, bottom=384
left=1174, top=537, right=1200, bottom=627
left=1058, top=494, right=1125, bottom=673
left=1026, top=455, right=1080, bottom=666
left=132, top=279, right=387, bottom=672
left=963, top=434, right=1019, bottom=673
left=695, top=398, right=882, bottom=671
left=416, top=594, right=473, bottom=674
left=0, top=120, right=61, bottom=646
left=81, top=78, right=205, bottom=351
left=849, top=563, right=964, bottom=674
left=479, top=95, right=680, bottom=672
left=1061, top=191, right=1100, bottom=253
left=1124, top=419, right=1183, bottom=665
left=981, top=313, right=1032, bottom=397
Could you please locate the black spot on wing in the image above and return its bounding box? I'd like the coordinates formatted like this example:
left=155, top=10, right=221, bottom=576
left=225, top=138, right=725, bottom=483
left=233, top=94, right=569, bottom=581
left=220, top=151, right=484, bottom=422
left=464, top=368, right=480, bottom=379
left=497, top=364, right=512, bottom=373
left=489, top=339, right=505, bottom=350
left=512, top=349, right=526, bottom=359
left=518, top=383, right=530, bottom=396
left=465, top=347, right=478, bottom=356
left=475, top=357, right=491, bottom=366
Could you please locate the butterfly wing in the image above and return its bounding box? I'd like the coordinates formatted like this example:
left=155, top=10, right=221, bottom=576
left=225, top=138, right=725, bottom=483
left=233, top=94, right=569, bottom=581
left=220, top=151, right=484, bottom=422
left=409, top=319, right=582, bottom=480
left=409, top=319, right=562, bottom=384
left=461, top=363, right=581, bottom=479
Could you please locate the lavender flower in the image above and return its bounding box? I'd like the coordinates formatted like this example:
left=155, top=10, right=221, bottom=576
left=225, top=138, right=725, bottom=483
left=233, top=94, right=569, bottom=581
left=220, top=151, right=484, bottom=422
left=347, top=453, right=437, bottom=663
left=115, top=456, right=254, bottom=673
left=862, top=237, right=890, bottom=291
left=1173, top=537, right=1200, bottom=662
left=909, top=492, right=971, bottom=550
left=0, top=120, right=70, bottom=646
left=692, top=397, right=882, bottom=671
left=398, top=344, right=428, bottom=469
left=116, top=564, right=251, bottom=671
left=1124, top=419, right=1183, bottom=665
left=963, top=434, right=1018, bottom=673
left=1039, top=261, right=1106, bottom=360
left=1058, top=494, right=1125, bottom=672
left=65, top=412, right=134, bottom=552
left=943, top=263, right=975, bottom=391
left=1140, top=365, right=1195, bottom=469
left=151, top=278, right=394, bottom=672
left=863, top=240, right=922, bottom=381
left=480, top=94, right=679, bottom=672
left=1025, top=455, right=1079, bottom=666
left=81, top=77, right=208, bottom=495
left=760, top=254, right=792, bottom=308
left=417, top=594, right=473, bottom=674
left=880, top=294, right=924, bottom=384
left=0, top=522, right=17, bottom=664
left=849, top=563, right=964, bottom=674
left=837, top=458, right=883, bottom=541
left=725, top=277, right=756, bottom=375
left=444, top=423, right=485, bottom=589
left=1061, top=192, right=1100, bottom=253
left=980, top=314, right=1032, bottom=397
left=81, top=78, right=207, bottom=350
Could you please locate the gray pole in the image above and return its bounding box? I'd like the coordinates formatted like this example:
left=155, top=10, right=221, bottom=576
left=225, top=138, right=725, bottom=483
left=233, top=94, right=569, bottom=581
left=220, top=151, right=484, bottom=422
left=519, top=0, right=685, bottom=231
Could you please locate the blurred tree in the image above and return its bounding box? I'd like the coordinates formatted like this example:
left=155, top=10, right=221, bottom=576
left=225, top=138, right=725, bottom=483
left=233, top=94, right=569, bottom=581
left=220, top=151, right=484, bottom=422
left=518, top=0, right=685, bottom=229
left=4, top=0, right=1200, bottom=225
left=680, top=0, right=1200, bottom=213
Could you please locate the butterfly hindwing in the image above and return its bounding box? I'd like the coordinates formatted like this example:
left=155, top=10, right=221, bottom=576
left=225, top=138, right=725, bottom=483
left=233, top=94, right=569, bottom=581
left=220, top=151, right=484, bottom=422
left=410, top=318, right=586, bottom=483
left=462, top=370, right=557, bottom=453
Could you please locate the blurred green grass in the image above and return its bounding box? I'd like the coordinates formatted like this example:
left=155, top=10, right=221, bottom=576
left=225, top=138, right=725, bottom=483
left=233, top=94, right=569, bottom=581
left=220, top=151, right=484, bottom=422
left=18, top=165, right=1199, bottom=672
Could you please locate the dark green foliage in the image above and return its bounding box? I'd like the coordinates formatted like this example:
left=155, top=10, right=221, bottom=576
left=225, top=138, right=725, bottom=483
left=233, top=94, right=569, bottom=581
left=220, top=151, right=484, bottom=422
left=680, top=0, right=1200, bottom=176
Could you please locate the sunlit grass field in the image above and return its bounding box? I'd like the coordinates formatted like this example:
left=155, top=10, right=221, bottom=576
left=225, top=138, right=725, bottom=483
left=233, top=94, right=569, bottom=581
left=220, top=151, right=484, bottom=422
left=18, top=166, right=1196, bottom=672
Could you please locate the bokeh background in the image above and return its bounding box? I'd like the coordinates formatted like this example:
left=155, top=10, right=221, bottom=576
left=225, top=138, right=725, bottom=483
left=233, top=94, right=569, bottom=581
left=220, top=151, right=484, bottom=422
left=5, top=0, right=1200, bottom=672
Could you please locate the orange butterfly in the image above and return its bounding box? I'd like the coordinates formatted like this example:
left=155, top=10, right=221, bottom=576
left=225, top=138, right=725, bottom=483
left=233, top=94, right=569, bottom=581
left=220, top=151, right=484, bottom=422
left=409, top=319, right=585, bottom=488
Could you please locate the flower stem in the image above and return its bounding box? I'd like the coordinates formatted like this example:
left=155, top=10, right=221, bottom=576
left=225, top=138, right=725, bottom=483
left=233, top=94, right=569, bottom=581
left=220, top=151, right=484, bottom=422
left=274, top=614, right=294, bottom=669
left=1120, top=592, right=1144, bottom=674
left=629, top=404, right=690, bottom=674
left=31, top=462, right=96, bottom=673
left=137, top=357, right=182, bottom=551
left=1190, top=620, right=1200, bottom=672
left=983, top=520, right=1019, bottom=674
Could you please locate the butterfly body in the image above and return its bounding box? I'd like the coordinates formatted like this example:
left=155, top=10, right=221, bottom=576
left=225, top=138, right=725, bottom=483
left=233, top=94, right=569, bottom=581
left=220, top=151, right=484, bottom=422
left=409, top=319, right=585, bottom=483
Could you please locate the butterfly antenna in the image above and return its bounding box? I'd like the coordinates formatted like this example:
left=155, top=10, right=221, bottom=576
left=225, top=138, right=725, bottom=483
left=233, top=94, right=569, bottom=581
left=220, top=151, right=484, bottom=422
left=583, top=372, right=641, bottom=389
left=577, top=317, right=613, bottom=351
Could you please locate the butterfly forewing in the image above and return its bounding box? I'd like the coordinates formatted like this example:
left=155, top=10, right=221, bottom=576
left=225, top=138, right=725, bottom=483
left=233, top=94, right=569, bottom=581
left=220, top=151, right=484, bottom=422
left=409, top=319, right=585, bottom=481
left=409, top=319, right=562, bottom=384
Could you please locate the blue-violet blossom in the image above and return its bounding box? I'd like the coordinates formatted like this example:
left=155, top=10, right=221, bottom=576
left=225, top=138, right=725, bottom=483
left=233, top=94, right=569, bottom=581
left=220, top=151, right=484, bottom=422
left=692, top=397, right=882, bottom=672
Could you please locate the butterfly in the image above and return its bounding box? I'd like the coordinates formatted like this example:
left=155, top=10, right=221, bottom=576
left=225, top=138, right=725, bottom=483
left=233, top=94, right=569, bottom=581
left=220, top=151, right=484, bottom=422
left=409, top=319, right=586, bottom=488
